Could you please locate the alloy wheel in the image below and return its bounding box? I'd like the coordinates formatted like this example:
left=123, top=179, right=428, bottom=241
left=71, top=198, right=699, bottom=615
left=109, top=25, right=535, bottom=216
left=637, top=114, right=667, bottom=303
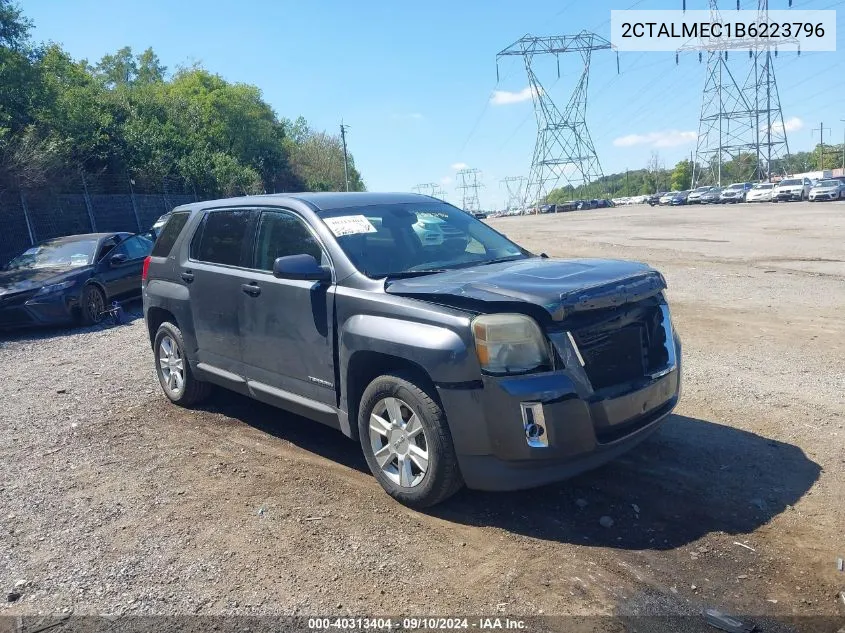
left=86, top=288, right=105, bottom=323
left=158, top=335, right=185, bottom=395
left=368, top=396, right=429, bottom=488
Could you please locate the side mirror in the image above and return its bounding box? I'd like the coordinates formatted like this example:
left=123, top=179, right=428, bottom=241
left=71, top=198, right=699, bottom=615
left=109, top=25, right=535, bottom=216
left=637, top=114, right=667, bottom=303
left=272, top=254, right=331, bottom=282
left=109, top=253, right=128, bottom=266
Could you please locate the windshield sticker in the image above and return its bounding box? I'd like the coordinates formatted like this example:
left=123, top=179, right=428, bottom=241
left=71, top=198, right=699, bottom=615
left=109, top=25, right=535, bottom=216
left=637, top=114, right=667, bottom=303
left=70, top=254, right=89, bottom=265
left=323, top=215, right=377, bottom=237
left=23, top=247, right=41, bottom=255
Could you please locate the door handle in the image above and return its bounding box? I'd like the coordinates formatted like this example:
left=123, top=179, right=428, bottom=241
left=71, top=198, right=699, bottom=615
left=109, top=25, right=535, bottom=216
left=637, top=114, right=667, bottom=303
left=180, top=270, right=194, bottom=283
left=241, top=282, right=261, bottom=297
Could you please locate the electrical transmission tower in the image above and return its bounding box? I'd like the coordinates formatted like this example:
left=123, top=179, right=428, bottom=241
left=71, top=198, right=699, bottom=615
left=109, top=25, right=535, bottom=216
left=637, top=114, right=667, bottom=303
left=456, top=168, right=483, bottom=212
left=497, top=33, right=614, bottom=208
left=680, top=1, right=793, bottom=185
left=500, top=176, right=528, bottom=211
left=413, top=183, right=449, bottom=201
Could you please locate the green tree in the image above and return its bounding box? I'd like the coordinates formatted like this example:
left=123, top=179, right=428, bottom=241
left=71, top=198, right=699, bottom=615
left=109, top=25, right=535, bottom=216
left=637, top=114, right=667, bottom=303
left=136, top=48, right=166, bottom=84
left=1, top=2, right=365, bottom=198
left=670, top=159, right=692, bottom=190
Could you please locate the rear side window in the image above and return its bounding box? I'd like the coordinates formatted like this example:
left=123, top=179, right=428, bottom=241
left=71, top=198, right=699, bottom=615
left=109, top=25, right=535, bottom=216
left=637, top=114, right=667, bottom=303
left=151, top=211, right=190, bottom=257
left=192, top=210, right=253, bottom=267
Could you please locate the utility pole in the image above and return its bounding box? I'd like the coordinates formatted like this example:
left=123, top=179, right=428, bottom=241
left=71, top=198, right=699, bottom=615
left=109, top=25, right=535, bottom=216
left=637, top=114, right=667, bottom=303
left=812, top=122, right=831, bottom=171
left=681, top=1, right=795, bottom=186
left=339, top=121, right=350, bottom=192
left=840, top=118, right=845, bottom=172
left=496, top=33, right=616, bottom=208
left=500, top=176, right=528, bottom=211
left=455, top=168, right=483, bottom=213
left=412, top=183, right=440, bottom=197
left=625, top=169, right=629, bottom=195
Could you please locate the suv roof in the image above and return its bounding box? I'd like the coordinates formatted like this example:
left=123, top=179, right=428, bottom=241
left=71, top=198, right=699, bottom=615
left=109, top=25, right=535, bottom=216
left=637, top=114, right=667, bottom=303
left=172, top=192, right=434, bottom=216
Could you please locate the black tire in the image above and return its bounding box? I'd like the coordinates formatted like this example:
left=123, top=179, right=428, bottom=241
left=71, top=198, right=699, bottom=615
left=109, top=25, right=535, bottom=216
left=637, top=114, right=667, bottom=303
left=358, top=372, right=463, bottom=508
left=79, top=284, right=106, bottom=326
left=153, top=321, right=211, bottom=407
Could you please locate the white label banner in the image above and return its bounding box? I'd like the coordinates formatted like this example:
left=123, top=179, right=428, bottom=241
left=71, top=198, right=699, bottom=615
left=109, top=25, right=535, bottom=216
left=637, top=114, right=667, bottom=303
left=611, top=10, right=836, bottom=52
left=322, top=215, right=378, bottom=237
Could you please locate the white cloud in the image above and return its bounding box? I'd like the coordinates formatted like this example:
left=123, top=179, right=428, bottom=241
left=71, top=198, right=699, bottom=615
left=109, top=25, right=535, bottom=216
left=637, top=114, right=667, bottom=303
left=490, top=86, right=540, bottom=105
left=451, top=162, right=468, bottom=170
left=613, top=130, right=697, bottom=148
left=392, top=112, right=424, bottom=120
left=765, top=116, right=803, bottom=134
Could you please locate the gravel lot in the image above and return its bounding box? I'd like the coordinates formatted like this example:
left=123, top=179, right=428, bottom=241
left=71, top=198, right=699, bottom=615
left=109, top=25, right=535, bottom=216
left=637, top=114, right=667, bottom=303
left=1, top=201, right=843, bottom=628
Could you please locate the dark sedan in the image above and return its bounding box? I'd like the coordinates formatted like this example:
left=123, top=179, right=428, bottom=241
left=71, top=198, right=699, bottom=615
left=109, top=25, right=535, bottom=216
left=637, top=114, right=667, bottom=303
left=699, top=187, right=723, bottom=204
left=669, top=190, right=691, bottom=205
left=0, top=232, right=152, bottom=329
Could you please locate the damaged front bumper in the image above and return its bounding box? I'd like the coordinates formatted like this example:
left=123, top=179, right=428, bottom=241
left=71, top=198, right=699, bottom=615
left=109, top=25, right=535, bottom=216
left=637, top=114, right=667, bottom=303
left=437, top=307, right=682, bottom=491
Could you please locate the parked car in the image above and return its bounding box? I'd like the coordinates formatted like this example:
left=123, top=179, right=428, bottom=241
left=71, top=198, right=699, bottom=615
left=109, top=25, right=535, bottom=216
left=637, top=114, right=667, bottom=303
left=808, top=179, right=845, bottom=201
left=669, top=190, right=690, bottom=206
left=143, top=211, right=172, bottom=241
left=472, top=211, right=488, bottom=220
left=687, top=186, right=714, bottom=204
left=746, top=183, right=775, bottom=202
left=142, top=193, right=681, bottom=507
left=659, top=191, right=679, bottom=205
left=0, top=232, right=152, bottom=329
left=646, top=192, right=665, bottom=206
left=554, top=202, right=577, bottom=212
left=698, top=187, right=722, bottom=204
left=773, top=177, right=811, bottom=201
left=719, top=182, right=753, bottom=203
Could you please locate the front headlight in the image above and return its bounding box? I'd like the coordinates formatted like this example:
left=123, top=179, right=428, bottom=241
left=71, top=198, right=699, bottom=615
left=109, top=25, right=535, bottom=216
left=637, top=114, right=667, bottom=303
left=471, top=313, right=550, bottom=375
left=36, top=280, right=76, bottom=296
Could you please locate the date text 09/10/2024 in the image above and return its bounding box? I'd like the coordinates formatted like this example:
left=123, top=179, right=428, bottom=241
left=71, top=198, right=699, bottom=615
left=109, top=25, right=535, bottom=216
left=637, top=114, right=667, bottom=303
left=307, top=617, right=528, bottom=631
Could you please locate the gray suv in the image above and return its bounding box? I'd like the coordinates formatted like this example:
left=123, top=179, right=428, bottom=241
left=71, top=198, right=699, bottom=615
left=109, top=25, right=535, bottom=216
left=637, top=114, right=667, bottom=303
left=142, top=193, right=681, bottom=507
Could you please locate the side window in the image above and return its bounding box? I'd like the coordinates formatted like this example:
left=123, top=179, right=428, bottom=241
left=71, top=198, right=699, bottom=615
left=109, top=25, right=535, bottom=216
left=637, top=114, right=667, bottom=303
left=96, top=238, right=119, bottom=262
left=122, top=236, right=152, bottom=260
left=193, top=210, right=253, bottom=267
left=151, top=211, right=190, bottom=258
left=253, top=210, right=326, bottom=271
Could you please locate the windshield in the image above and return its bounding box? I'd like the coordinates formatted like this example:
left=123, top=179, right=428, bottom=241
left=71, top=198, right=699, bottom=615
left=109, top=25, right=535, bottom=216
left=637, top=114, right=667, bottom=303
left=779, top=179, right=800, bottom=186
left=727, top=184, right=745, bottom=189
left=320, top=202, right=528, bottom=278
left=753, top=184, right=773, bottom=189
left=4, top=239, right=98, bottom=271
left=817, top=180, right=840, bottom=187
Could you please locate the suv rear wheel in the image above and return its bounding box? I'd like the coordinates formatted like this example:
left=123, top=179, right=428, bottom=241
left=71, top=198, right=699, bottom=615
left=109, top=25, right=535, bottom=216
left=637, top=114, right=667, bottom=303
left=153, top=322, right=211, bottom=406
left=358, top=373, right=463, bottom=508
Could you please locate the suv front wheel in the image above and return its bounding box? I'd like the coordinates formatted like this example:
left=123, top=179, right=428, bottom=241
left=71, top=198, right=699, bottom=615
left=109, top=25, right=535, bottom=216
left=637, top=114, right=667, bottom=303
left=358, top=373, right=463, bottom=508
left=153, top=322, right=211, bottom=406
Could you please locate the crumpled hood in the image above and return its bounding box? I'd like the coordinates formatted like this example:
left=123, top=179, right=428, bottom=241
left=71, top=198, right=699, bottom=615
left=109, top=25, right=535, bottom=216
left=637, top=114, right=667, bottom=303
left=0, top=267, right=87, bottom=296
left=385, top=257, right=666, bottom=321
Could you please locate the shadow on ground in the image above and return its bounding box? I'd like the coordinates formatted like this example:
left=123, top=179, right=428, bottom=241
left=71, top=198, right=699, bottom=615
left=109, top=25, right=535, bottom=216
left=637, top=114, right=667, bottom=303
left=198, top=390, right=369, bottom=475
left=190, top=393, right=821, bottom=551
left=433, top=414, right=821, bottom=550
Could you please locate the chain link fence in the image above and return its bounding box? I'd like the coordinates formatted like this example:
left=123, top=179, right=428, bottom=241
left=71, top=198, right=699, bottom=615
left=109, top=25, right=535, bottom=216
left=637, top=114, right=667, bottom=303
left=0, top=174, right=197, bottom=266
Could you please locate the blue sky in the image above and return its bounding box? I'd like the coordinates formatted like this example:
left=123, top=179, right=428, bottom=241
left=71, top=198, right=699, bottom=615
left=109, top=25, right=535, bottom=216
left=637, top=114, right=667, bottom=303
left=25, top=0, right=845, bottom=208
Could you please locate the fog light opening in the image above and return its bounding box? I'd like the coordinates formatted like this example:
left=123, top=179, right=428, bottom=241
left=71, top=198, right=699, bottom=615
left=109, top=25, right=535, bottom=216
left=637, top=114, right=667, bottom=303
left=520, top=402, right=549, bottom=448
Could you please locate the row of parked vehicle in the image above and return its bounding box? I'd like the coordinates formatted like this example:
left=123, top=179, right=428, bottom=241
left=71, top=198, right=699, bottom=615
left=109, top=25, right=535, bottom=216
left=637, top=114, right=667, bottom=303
left=648, top=176, right=845, bottom=206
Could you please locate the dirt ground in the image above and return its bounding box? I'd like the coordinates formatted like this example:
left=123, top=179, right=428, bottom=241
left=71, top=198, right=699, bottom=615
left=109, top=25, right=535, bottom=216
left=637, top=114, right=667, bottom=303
left=1, top=201, right=843, bottom=630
